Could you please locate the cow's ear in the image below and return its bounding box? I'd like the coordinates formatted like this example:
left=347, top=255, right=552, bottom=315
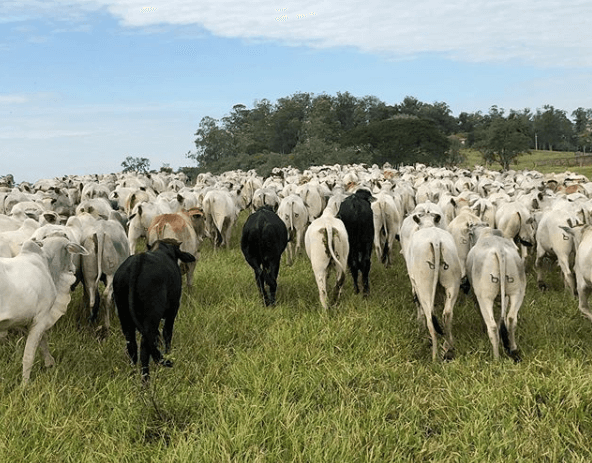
left=178, top=251, right=196, bottom=263
left=67, top=242, right=90, bottom=256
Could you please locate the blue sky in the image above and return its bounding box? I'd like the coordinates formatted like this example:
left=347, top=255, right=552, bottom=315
left=2, top=0, right=592, bottom=183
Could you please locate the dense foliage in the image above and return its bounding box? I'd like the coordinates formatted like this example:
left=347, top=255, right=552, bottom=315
left=185, top=93, right=592, bottom=175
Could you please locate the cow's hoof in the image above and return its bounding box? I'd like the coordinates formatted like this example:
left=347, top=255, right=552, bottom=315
left=443, top=349, right=455, bottom=361
left=160, top=359, right=174, bottom=368
left=509, top=350, right=522, bottom=363
left=460, top=277, right=471, bottom=294
left=537, top=282, right=548, bottom=291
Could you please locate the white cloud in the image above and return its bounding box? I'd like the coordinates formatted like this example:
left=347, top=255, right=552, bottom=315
left=2, top=0, right=591, bottom=67
left=0, top=94, right=29, bottom=104
left=0, top=128, right=94, bottom=139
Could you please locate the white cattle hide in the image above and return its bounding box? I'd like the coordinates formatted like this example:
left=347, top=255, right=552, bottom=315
left=560, top=225, right=592, bottom=324
left=0, top=237, right=88, bottom=383
left=0, top=218, right=40, bottom=257
left=305, top=209, right=349, bottom=310
left=202, top=189, right=239, bottom=249
left=535, top=209, right=580, bottom=295
left=296, top=183, right=327, bottom=223
left=277, top=194, right=309, bottom=265
left=466, top=227, right=526, bottom=361
left=404, top=226, right=461, bottom=361
left=252, top=188, right=280, bottom=212
left=371, top=191, right=402, bottom=267
left=127, top=200, right=175, bottom=254
left=399, top=202, right=447, bottom=263
left=495, top=201, right=536, bottom=258
left=447, top=209, right=483, bottom=277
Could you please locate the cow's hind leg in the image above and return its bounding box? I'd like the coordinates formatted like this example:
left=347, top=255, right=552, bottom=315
left=265, top=259, right=281, bottom=305
left=22, top=323, right=48, bottom=383
left=503, top=293, right=523, bottom=362
left=162, top=308, right=179, bottom=356
left=315, top=270, right=329, bottom=310
left=361, top=258, right=371, bottom=297
left=350, top=264, right=360, bottom=294
left=38, top=332, right=55, bottom=368
left=441, top=287, right=458, bottom=360
left=535, top=247, right=548, bottom=291
left=475, top=293, right=499, bottom=360
left=119, top=315, right=138, bottom=365
left=423, top=308, right=439, bottom=362
left=577, top=281, right=592, bottom=323
left=332, top=266, right=346, bottom=305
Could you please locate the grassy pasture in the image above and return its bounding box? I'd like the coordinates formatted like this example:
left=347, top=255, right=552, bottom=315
left=2, top=204, right=592, bottom=462
left=461, top=149, right=592, bottom=179
left=3, top=149, right=592, bottom=462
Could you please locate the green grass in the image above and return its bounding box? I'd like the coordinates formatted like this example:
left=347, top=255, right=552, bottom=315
left=3, top=209, right=592, bottom=461
left=460, top=148, right=592, bottom=179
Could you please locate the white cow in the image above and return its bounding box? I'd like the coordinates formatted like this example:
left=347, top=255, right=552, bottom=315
left=371, top=191, right=402, bottom=267
left=405, top=226, right=461, bottom=361
left=466, top=226, right=526, bottom=361
left=202, top=189, right=239, bottom=249
left=296, top=183, right=327, bottom=223
left=495, top=200, right=536, bottom=258
left=75, top=198, right=114, bottom=220
left=535, top=209, right=580, bottom=295
left=470, top=197, right=496, bottom=228
left=0, top=218, right=40, bottom=257
left=277, top=194, right=309, bottom=265
left=252, top=188, right=280, bottom=212
left=560, top=224, right=592, bottom=324
left=447, top=209, right=483, bottom=277
left=0, top=237, right=88, bottom=383
left=399, top=202, right=447, bottom=263
left=79, top=216, right=130, bottom=336
left=305, top=209, right=349, bottom=310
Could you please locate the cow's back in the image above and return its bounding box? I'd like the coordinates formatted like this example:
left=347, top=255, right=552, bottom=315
left=241, top=207, right=288, bottom=260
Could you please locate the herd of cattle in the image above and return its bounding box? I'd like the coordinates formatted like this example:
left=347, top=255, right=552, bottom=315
left=2, top=162, right=592, bottom=382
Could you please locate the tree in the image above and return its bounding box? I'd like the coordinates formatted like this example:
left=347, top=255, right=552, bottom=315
left=534, top=105, right=574, bottom=151
left=121, top=156, right=150, bottom=174
left=571, top=107, right=592, bottom=152
left=269, top=92, right=311, bottom=154
left=343, top=116, right=451, bottom=167
left=190, top=116, right=234, bottom=168
left=475, top=113, right=530, bottom=170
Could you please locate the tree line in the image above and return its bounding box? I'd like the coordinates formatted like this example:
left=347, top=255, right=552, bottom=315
left=183, top=92, right=592, bottom=176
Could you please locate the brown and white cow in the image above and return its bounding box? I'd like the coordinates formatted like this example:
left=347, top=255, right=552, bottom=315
left=147, top=208, right=205, bottom=286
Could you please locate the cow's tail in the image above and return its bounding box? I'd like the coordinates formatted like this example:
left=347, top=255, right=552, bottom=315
left=326, top=224, right=347, bottom=275
left=95, top=231, right=105, bottom=289
left=497, top=248, right=511, bottom=353
left=379, top=201, right=390, bottom=264
left=289, top=200, right=295, bottom=241
left=430, top=240, right=444, bottom=336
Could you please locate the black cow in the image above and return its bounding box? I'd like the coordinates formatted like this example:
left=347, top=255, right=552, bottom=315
left=338, top=188, right=375, bottom=296
left=112, top=239, right=195, bottom=380
left=241, top=206, right=288, bottom=306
